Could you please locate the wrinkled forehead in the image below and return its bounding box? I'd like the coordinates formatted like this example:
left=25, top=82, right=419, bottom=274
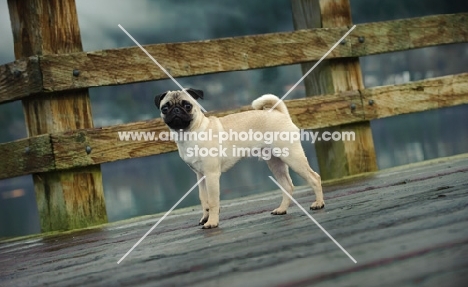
left=161, top=90, right=197, bottom=105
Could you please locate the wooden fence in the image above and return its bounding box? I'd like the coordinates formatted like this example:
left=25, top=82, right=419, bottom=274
left=0, top=0, right=467, bottom=232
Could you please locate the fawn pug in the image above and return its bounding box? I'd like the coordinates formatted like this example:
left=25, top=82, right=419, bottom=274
left=154, top=88, right=324, bottom=229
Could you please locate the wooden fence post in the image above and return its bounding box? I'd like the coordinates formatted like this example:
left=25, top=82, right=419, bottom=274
left=291, top=0, right=378, bottom=180
left=7, top=0, right=107, bottom=231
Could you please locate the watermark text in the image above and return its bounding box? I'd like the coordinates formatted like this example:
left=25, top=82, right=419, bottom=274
left=118, top=129, right=355, bottom=144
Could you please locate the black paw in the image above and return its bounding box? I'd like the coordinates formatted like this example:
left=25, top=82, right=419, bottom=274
left=201, top=223, right=218, bottom=229
left=310, top=204, right=325, bottom=210
left=271, top=209, right=287, bottom=215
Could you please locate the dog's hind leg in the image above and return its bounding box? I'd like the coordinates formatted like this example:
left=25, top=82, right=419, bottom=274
left=267, top=156, right=294, bottom=215
left=281, top=145, right=324, bottom=210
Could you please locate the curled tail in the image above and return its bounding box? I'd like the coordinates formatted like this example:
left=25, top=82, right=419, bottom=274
left=251, top=94, right=289, bottom=115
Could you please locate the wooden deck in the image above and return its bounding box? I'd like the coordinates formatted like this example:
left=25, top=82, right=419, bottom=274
left=1, top=154, right=467, bottom=287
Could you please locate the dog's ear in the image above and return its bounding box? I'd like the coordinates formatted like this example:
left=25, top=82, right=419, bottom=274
left=185, top=88, right=204, bottom=100
left=154, top=92, right=168, bottom=109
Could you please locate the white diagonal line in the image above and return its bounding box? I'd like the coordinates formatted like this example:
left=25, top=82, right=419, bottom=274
left=269, top=25, right=356, bottom=112
left=118, top=24, right=207, bottom=113
left=117, top=176, right=206, bottom=264
left=269, top=176, right=357, bottom=263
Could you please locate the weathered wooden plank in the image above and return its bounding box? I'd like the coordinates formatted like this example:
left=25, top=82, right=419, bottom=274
left=50, top=119, right=177, bottom=170
left=0, top=56, right=42, bottom=103
left=7, top=0, right=107, bottom=232
left=0, top=13, right=466, bottom=104
left=350, top=13, right=468, bottom=58
left=0, top=134, right=54, bottom=178
left=36, top=26, right=353, bottom=93
left=292, top=0, right=378, bottom=180
left=38, top=13, right=468, bottom=93
left=0, top=155, right=467, bottom=286
left=363, top=72, right=468, bottom=120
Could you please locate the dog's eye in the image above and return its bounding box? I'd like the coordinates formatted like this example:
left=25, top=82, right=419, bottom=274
left=184, top=104, right=192, bottom=111
left=161, top=106, right=169, bottom=114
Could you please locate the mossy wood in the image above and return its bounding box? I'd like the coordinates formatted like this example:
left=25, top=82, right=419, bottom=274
left=7, top=0, right=107, bottom=232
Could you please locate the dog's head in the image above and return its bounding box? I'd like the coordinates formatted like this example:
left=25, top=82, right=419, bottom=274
left=154, top=88, right=204, bottom=130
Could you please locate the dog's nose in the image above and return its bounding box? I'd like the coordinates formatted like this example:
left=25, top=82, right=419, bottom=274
left=174, top=107, right=181, bottom=114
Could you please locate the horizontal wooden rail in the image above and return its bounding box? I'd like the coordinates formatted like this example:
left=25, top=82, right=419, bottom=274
left=1, top=72, right=467, bottom=180
left=0, top=57, right=42, bottom=103
left=0, top=134, right=55, bottom=178
left=0, top=13, right=467, bottom=105
left=363, top=73, right=468, bottom=120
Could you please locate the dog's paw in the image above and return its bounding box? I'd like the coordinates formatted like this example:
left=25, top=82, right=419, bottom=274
left=310, top=201, right=325, bottom=210
left=202, top=220, right=219, bottom=229
left=271, top=208, right=287, bottom=215
left=199, top=216, right=208, bottom=226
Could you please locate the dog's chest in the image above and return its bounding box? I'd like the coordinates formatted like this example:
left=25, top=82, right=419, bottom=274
left=177, top=143, right=204, bottom=172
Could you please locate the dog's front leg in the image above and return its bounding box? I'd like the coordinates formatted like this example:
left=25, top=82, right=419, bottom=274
left=197, top=172, right=209, bottom=225
left=202, top=172, right=221, bottom=229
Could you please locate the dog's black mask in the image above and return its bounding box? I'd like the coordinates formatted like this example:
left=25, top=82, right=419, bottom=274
left=154, top=88, right=204, bottom=130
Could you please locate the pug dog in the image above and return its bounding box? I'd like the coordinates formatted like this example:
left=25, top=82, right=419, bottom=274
left=155, top=88, right=324, bottom=229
